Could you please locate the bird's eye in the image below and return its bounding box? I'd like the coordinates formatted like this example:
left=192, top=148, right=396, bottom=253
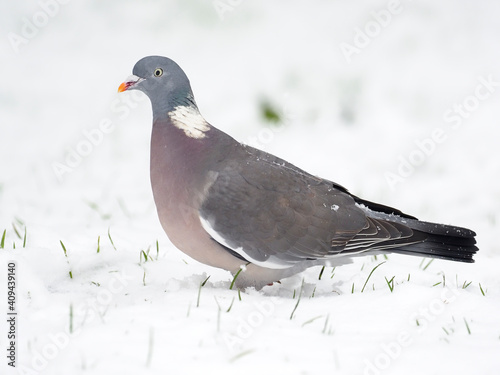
left=154, top=68, right=163, bottom=77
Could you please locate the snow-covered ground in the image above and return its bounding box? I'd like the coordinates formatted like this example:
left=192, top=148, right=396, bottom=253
left=1, top=1, right=500, bottom=374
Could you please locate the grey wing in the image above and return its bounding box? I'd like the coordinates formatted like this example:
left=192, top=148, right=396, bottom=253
left=199, top=147, right=405, bottom=269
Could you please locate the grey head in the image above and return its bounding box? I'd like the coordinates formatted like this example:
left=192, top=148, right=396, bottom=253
left=118, top=56, right=197, bottom=117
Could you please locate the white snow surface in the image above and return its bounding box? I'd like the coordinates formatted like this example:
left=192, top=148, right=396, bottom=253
left=1, top=1, right=500, bottom=374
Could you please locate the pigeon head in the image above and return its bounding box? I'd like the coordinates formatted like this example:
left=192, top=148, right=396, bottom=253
left=118, top=56, right=196, bottom=115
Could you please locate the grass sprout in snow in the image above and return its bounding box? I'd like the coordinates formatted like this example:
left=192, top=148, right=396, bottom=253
left=385, top=276, right=395, bottom=292
left=322, top=314, right=333, bottom=335
left=230, top=263, right=250, bottom=290
left=107, top=227, right=117, bottom=250
left=290, top=278, right=304, bottom=320
left=318, top=266, right=325, bottom=280
left=462, top=280, right=472, bottom=289
left=229, top=349, right=255, bottom=363
left=12, top=221, right=22, bottom=239
left=0, top=229, right=5, bottom=249
left=85, top=200, right=111, bottom=220
left=60, top=240, right=73, bottom=279
left=421, top=258, right=434, bottom=271
left=464, top=318, right=472, bottom=335
left=302, top=315, right=323, bottom=327
left=479, top=283, right=486, bottom=296
left=197, top=275, right=210, bottom=307
left=140, top=248, right=154, bottom=263
left=361, top=261, right=386, bottom=293
left=226, top=297, right=235, bottom=313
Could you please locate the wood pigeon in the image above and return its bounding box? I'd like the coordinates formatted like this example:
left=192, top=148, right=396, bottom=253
left=118, top=56, right=478, bottom=290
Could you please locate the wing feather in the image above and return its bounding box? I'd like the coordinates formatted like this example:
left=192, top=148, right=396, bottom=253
left=199, top=145, right=424, bottom=267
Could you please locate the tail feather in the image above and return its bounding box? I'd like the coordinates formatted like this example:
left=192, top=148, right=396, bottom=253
left=401, top=218, right=476, bottom=239
left=359, top=206, right=478, bottom=263
left=400, top=219, right=477, bottom=262
left=389, top=239, right=477, bottom=263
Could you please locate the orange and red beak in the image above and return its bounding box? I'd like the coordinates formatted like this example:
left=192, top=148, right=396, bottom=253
left=118, top=75, right=144, bottom=92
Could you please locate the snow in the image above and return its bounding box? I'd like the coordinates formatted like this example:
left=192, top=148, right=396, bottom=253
left=1, top=1, right=500, bottom=374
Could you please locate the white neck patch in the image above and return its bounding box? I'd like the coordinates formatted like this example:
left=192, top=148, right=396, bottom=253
left=168, top=106, right=210, bottom=139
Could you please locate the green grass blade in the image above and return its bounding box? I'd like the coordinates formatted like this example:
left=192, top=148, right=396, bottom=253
left=229, top=349, right=255, bottom=363
left=322, top=314, right=330, bottom=334
left=462, top=280, right=472, bottom=289
left=479, top=283, right=486, bottom=296
left=230, top=264, right=249, bottom=290
left=197, top=276, right=210, bottom=307
left=12, top=222, right=22, bottom=240
left=318, top=266, right=325, bottom=280
left=464, top=318, right=471, bottom=334
left=385, top=276, right=395, bottom=292
left=330, top=267, right=336, bottom=279
left=419, top=258, right=425, bottom=269
left=60, top=240, right=68, bottom=257
left=107, top=227, right=117, bottom=250
left=201, top=275, right=211, bottom=287
left=422, top=258, right=434, bottom=271
left=226, top=297, right=235, bottom=313
left=302, top=315, right=322, bottom=327
left=1, top=229, right=6, bottom=249
left=61, top=241, right=73, bottom=278
left=361, top=261, right=386, bottom=293
left=14, top=217, right=25, bottom=226
left=290, top=278, right=304, bottom=320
